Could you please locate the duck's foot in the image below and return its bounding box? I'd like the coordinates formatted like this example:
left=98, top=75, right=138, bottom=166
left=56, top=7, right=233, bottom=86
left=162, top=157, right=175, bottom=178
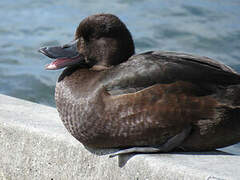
left=109, top=125, right=192, bottom=158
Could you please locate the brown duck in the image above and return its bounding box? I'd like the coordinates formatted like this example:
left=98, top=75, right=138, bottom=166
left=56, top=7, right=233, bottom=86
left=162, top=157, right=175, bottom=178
left=39, top=13, right=240, bottom=157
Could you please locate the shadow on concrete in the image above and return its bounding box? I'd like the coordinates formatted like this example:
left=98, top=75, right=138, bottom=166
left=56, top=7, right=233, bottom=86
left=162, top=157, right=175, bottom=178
left=117, top=150, right=237, bottom=167
left=172, top=150, right=234, bottom=156
left=85, top=145, right=237, bottom=167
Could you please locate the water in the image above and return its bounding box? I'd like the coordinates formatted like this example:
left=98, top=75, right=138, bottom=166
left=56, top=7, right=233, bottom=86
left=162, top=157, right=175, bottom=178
left=0, top=0, right=240, bottom=153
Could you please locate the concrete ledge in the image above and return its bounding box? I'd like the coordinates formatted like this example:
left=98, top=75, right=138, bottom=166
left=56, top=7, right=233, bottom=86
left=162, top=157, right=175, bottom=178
left=0, top=94, right=240, bottom=180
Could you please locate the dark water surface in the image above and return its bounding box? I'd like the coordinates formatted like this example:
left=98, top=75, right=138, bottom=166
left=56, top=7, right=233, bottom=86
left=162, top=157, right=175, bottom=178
left=0, top=0, right=240, bottom=153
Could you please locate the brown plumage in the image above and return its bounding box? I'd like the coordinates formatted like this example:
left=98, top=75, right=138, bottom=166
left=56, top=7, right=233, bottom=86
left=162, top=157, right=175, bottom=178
left=39, top=14, right=240, bottom=154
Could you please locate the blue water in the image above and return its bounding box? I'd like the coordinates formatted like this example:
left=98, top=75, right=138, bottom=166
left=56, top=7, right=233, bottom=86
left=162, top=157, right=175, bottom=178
left=0, top=0, right=240, bottom=154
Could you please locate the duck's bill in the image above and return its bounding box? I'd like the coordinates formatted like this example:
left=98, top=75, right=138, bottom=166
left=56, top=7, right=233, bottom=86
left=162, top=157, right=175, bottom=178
left=38, top=39, right=85, bottom=70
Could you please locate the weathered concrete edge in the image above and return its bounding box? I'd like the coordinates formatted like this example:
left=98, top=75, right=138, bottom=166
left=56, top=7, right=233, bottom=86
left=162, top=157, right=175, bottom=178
left=0, top=93, right=239, bottom=180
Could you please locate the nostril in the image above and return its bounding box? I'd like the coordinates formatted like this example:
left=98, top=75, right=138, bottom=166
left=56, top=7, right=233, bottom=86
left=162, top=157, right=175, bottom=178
left=62, top=44, right=69, bottom=49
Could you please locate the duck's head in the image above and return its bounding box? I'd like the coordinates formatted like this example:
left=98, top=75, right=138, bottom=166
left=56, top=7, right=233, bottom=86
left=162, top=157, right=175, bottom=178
left=39, top=14, right=135, bottom=70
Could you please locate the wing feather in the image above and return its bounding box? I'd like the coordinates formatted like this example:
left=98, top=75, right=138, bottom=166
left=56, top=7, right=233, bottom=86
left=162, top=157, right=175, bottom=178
left=104, top=51, right=240, bottom=95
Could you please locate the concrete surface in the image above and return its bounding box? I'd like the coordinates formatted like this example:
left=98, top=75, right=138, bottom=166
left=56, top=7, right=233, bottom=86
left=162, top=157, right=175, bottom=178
left=0, top=93, right=240, bottom=180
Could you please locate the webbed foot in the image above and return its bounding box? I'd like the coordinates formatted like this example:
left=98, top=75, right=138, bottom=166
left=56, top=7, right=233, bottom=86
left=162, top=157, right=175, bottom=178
left=109, top=125, right=192, bottom=158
